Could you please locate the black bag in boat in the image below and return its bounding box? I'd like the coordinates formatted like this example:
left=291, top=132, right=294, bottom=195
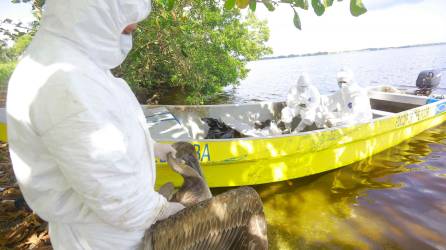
left=202, top=117, right=245, bottom=139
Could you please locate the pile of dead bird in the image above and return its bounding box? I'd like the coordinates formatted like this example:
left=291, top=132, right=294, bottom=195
left=0, top=142, right=52, bottom=250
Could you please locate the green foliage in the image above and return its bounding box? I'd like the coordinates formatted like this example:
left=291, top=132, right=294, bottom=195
left=10, top=34, right=32, bottom=57
left=0, top=34, right=32, bottom=87
left=224, top=0, right=236, bottom=10
left=12, top=0, right=366, bottom=35
left=293, top=0, right=309, bottom=10
left=0, top=62, right=16, bottom=87
left=249, top=0, right=257, bottom=11
left=350, top=0, right=367, bottom=17
left=311, top=0, right=325, bottom=16
left=115, top=0, right=272, bottom=104
left=262, top=0, right=276, bottom=11
left=231, top=0, right=366, bottom=29
left=293, top=9, right=301, bottom=30
left=236, top=0, right=250, bottom=8
left=323, top=0, right=334, bottom=7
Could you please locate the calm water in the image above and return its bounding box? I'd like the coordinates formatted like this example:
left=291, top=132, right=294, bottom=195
left=218, top=45, right=446, bottom=249
left=255, top=123, right=446, bottom=249
left=224, top=44, right=446, bottom=103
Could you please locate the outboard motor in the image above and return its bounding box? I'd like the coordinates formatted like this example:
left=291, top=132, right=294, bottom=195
left=415, top=70, right=442, bottom=96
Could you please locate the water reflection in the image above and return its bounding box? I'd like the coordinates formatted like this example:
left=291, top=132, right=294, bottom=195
left=214, top=123, right=446, bottom=249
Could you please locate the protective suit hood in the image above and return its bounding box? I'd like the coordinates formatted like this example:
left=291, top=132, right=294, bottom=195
left=336, top=67, right=354, bottom=87
left=297, top=73, right=311, bottom=88
left=40, top=0, right=151, bottom=69
left=326, top=68, right=373, bottom=126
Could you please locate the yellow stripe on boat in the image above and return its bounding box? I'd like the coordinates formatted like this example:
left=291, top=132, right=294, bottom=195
left=0, top=122, right=7, bottom=142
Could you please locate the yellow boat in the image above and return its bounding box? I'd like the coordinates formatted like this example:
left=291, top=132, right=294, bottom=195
left=1, top=88, right=445, bottom=187
left=144, top=88, right=446, bottom=187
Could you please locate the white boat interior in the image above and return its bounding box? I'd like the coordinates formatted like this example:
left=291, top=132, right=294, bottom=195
left=144, top=88, right=432, bottom=141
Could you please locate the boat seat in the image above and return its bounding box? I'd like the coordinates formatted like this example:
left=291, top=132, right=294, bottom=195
left=368, top=90, right=427, bottom=105
left=372, top=109, right=395, bottom=118
left=144, top=107, right=192, bottom=140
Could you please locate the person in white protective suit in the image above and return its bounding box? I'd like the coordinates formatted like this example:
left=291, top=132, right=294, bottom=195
left=325, top=68, right=373, bottom=126
left=6, top=0, right=185, bottom=249
left=281, top=74, right=324, bottom=132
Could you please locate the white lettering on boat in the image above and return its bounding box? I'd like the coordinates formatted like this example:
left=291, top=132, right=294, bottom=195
left=395, top=106, right=430, bottom=128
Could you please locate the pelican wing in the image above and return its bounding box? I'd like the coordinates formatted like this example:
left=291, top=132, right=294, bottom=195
left=147, top=187, right=268, bottom=250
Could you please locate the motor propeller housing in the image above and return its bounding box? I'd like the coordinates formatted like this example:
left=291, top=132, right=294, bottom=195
left=416, top=70, right=442, bottom=93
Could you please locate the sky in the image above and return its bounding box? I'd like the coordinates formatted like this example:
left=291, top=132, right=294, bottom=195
left=252, top=0, right=446, bottom=55
left=0, top=1, right=34, bottom=45
left=0, top=1, right=34, bottom=23
left=1, top=0, right=446, bottom=55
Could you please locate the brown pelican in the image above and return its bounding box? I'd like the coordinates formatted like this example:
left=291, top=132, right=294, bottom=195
left=160, top=142, right=212, bottom=207
left=145, top=142, right=268, bottom=250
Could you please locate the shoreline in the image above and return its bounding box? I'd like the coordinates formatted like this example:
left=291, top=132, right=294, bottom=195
left=261, top=42, right=446, bottom=61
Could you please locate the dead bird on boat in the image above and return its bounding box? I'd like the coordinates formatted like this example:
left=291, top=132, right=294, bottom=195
left=146, top=142, right=268, bottom=250
left=202, top=117, right=246, bottom=139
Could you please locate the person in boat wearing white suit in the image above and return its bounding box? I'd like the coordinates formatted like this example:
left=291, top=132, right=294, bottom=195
left=6, top=0, right=184, bottom=249
left=325, top=68, right=373, bottom=127
left=281, top=74, right=325, bottom=132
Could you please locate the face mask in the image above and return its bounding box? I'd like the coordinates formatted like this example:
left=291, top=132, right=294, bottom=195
left=338, top=82, right=343, bottom=88
left=119, top=34, right=133, bottom=58
left=338, top=81, right=350, bottom=89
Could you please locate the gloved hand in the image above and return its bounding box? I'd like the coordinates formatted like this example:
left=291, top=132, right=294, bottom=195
left=157, top=202, right=185, bottom=221
left=154, top=143, right=177, bottom=161
left=294, top=121, right=306, bottom=132
left=326, top=119, right=334, bottom=128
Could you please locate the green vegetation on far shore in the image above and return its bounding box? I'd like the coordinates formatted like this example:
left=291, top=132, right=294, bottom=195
left=261, top=42, right=446, bottom=61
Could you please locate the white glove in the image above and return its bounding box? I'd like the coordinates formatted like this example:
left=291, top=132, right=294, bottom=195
left=294, top=121, right=306, bottom=132
left=154, top=143, right=177, bottom=161
left=157, top=202, right=185, bottom=221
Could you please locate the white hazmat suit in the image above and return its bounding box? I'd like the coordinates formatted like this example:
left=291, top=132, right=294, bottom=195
left=7, top=0, right=182, bottom=249
left=281, top=74, right=323, bottom=132
left=325, top=68, right=373, bottom=126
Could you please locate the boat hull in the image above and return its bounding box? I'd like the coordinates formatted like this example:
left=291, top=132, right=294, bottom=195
left=155, top=100, right=446, bottom=187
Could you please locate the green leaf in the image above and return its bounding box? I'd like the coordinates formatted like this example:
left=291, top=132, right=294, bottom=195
left=249, top=0, right=257, bottom=11
left=236, top=0, right=250, bottom=8
left=293, top=9, right=301, bottom=30
left=224, top=0, right=236, bottom=10
left=167, top=0, right=175, bottom=11
left=323, top=0, right=333, bottom=7
left=262, top=0, right=275, bottom=11
left=350, top=0, right=367, bottom=16
left=294, top=0, right=309, bottom=10
left=311, top=0, right=325, bottom=16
